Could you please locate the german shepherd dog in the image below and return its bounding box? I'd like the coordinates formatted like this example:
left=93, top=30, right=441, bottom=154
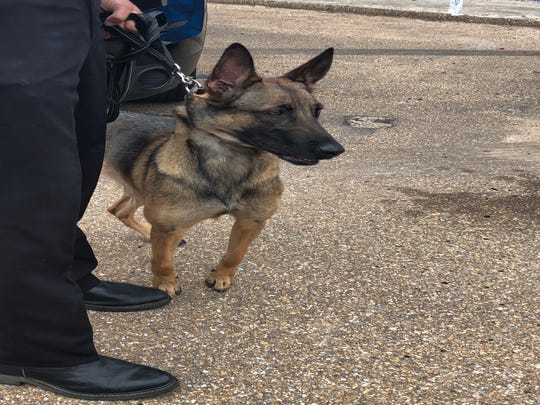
left=104, top=43, right=344, bottom=296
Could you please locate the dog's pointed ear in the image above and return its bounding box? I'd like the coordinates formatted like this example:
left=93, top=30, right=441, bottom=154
left=283, top=48, right=334, bottom=93
left=205, top=43, right=261, bottom=103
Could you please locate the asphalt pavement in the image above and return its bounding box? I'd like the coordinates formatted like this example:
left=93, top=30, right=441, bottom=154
left=1, top=1, right=538, bottom=404
left=213, top=0, right=540, bottom=25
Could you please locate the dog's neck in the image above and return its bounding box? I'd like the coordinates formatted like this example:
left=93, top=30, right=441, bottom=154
left=173, top=105, right=191, bottom=127
left=157, top=106, right=279, bottom=201
left=173, top=104, right=262, bottom=153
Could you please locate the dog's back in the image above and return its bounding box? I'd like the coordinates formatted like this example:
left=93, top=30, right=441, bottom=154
left=105, top=112, right=175, bottom=182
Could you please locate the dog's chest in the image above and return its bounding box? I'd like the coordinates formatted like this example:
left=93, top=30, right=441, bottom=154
left=197, top=149, right=262, bottom=209
left=155, top=133, right=281, bottom=215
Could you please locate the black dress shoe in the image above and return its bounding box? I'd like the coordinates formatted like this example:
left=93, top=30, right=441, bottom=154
left=84, top=281, right=170, bottom=312
left=0, top=356, right=178, bottom=401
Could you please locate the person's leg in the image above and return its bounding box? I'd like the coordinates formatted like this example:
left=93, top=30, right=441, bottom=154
left=0, top=1, right=178, bottom=399
left=67, top=0, right=171, bottom=311
left=71, top=4, right=107, bottom=292
left=0, top=0, right=99, bottom=367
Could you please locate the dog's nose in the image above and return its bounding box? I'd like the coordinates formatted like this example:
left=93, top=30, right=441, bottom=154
left=319, top=140, right=345, bottom=158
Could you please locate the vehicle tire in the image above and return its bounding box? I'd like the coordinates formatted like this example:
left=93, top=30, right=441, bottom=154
left=139, top=69, right=196, bottom=102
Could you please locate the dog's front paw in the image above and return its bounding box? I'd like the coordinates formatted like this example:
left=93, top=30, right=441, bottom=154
left=205, top=270, right=232, bottom=293
left=153, top=274, right=181, bottom=297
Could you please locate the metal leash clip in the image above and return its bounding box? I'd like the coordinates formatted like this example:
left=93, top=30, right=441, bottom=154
left=173, top=63, right=203, bottom=94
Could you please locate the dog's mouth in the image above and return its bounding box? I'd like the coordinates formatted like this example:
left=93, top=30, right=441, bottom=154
left=240, top=139, right=321, bottom=165
left=277, top=154, right=319, bottom=166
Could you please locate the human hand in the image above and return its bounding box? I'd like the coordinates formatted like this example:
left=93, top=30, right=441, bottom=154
left=100, top=0, right=141, bottom=34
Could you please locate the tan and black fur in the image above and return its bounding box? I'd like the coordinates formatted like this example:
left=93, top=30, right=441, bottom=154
left=104, top=43, right=344, bottom=296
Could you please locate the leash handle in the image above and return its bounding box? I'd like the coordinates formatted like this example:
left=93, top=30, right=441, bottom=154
left=101, top=12, right=174, bottom=69
left=101, top=12, right=201, bottom=122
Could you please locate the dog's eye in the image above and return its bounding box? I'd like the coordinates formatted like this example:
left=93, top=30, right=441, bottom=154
left=267, top=105, right=293, bottom=116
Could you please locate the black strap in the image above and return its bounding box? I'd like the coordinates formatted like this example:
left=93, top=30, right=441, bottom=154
left=101, top=12, right=177, bottom=122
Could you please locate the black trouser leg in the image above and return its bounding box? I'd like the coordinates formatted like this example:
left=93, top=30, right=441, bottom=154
left=72, top=3, right=108, bottom=292
left=0, top=0, right=102, bottom=367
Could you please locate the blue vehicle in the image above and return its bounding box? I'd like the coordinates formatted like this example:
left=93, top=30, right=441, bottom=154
left=105, top=0, right=207, bottom=101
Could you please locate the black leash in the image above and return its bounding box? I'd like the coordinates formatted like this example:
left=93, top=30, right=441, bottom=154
left=101, top=12, right=201, bottom=122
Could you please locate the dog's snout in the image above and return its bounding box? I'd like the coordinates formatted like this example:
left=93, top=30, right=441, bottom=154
left=319, top=140, right=345, bottom=158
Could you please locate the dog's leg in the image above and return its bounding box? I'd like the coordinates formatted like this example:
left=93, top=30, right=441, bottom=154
left=150, top=226, right=187, bottom=297
left=108, top=193, right=151, bottom=240
left=206, top=215, right=266, bottom=293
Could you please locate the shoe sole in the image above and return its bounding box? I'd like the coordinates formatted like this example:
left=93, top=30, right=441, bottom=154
left=0, top=373, right=179, bottom=401
left=85, top=296, right=171, bottom=312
